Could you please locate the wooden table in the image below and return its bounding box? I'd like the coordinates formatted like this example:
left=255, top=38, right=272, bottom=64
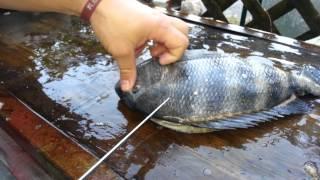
left=0, top=11, right=319, bottom=179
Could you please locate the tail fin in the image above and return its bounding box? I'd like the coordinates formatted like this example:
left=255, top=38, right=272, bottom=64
left=291, top=65, right=320, bottom=96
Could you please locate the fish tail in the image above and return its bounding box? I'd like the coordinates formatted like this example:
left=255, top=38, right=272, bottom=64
left=291, top=65, right=320, bottom=96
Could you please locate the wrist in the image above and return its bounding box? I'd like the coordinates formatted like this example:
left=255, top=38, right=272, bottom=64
left=90, top=0, right=113, bottom=19
left=80, top=0, right=104, bottom=21
left=90, top=0, right=134, bottom=23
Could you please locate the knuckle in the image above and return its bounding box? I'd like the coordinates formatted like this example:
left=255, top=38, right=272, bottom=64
left=156, top=17, right=171, bottom=31
left=119, top=67, right=135, bottom=79
left=120, top=68, right=134, bottom=75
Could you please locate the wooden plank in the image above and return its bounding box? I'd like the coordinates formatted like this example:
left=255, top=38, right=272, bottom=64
left=288, top=0, right=320, bottom=34
left=264, top=0, right=293, bottom=21
left=202, top=0, right=229, bottom=22
left=215, top=0, right=237, bottom=11
left=247, top=0, right=293, bottom=34
left=297, top=30, right=319, bottom=41
left=0, top=89, right=121, bottom=179
left=241, top=0, right=273, bottom=31
left=161, top=7, right=320, bottom=54
left=145, top=144, right=239, bottom=180
left=0, top=127, right=51, bottom=179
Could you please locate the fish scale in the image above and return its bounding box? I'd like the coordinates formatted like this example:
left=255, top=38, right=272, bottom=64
left=116, top=50, right=320, bottom=133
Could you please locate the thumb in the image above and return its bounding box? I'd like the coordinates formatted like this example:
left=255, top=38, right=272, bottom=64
left=115, top=49, right=136, bottom=92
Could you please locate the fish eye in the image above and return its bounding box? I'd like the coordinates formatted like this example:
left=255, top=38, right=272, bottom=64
left=132, top=84, right=141, bottom=94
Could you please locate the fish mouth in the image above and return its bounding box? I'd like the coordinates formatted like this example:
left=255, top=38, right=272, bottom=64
left=115, top=81, right=123, bottom=99
left=115, top=81, right=136, bottom=109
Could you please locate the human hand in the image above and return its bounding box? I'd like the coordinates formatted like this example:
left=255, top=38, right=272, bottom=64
left=90, top=0, right=189, bottom=91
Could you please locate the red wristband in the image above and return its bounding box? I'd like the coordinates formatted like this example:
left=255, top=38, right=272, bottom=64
left=80, top=0, right=102, bottom=21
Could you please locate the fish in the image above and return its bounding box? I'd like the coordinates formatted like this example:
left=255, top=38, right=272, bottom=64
left=115, top=49, right=320, bottom=133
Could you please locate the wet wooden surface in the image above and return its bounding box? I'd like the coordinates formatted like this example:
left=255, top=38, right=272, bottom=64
left=0, top=11, right=320, bottom=179
left=0, top=124, right=50, bottom=179
left=0, top=88, right=121, bottom=179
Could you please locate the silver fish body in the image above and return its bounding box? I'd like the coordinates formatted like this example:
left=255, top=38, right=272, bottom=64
left=116, top=50, right=320, bottom=133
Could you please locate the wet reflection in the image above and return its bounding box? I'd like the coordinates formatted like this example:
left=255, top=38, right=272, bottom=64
left=268, top=43, right=303, bottom=56
left=0, top=12, right=320, bottom=179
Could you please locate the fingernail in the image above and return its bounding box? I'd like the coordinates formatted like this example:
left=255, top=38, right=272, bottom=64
left=121, top=80, right=130, bottom=91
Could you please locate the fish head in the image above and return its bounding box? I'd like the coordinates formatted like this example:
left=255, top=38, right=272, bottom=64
left=115, top=59, right=164, bottom=110
left=115, top=81, right=137, bottom=109
left=115, top=81, right=147, bottom=109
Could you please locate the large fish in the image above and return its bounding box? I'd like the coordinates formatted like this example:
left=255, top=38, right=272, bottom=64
left=115, top=50, right=320, bottom=133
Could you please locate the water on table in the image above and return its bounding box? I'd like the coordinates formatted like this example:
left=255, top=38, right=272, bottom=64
left=0, top=12, right=319, bottom=179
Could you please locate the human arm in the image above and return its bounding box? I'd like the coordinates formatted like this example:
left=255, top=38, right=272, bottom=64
left=0, top=0, right=189, bottom=91
left=0, top=0, right=84, bottom=15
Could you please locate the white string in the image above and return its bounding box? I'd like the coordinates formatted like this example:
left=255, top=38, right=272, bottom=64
left=78, top=97, right=170, bottom=180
